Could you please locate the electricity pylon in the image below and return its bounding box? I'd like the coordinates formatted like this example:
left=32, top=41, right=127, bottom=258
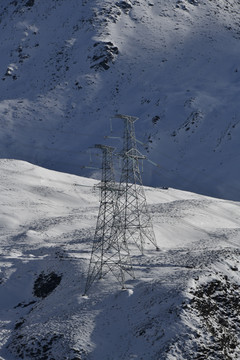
left=113, top=114, right=159, bottom=254
left=84, top=144, right=133, bottom=295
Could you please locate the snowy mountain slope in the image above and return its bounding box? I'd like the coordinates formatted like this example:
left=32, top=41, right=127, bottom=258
left=0, top=0, right=240, bottom=200
left=0, top=159, right=239, bottom=359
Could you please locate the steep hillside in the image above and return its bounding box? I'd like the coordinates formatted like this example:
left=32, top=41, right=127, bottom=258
left=0, top=159, right=239, bottom=359
left=0, top=0, right=240, bottom=199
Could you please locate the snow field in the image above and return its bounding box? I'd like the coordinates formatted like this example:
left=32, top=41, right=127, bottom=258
left=0, top=159, right=239, bottom=359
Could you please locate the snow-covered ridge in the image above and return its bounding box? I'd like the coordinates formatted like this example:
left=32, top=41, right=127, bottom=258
left=0, top=0, right=240, bottom=200
left=0, top=160, right=239, bottom=359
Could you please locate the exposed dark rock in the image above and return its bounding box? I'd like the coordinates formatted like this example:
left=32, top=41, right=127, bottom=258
left=187, top=0, right=198, bottom=5
left=116, top=1, right=132, bottom=14
left=25, top=0, right=34, bottom=7
left=19, top=53, right=30, bottom=61
left=14, top=319, right=25, bottom=330
left=91, top=41, right=119, bottom=71
left=176, top=0, right=198, bottom=9
left=152, top=115, right=160, bottom=124
left=33, top=271, right=62, bottom=298
left=176, top=0, right=188, bottom=10
left=14, top=300, right=36, bottom=308
left=9, top=331, right=85, bottom=360
left=5, top=67, right=13, bottom=76
left=9, top=332, right=64, bottom=359
left=75, top=81, right=82, bottom=90
left=172, top=111, right=203, bottom=136
left=188, top=277, right=240, bottom=359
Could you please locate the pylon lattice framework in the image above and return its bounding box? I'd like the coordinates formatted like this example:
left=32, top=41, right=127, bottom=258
left=112, top=114, right=159, bottom=254
left=84, top=144, right=134, bottom=295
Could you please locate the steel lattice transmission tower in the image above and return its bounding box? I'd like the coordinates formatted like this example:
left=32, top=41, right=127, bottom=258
left=84, top=144, right=134, bottom=295
left=113, top=114, right=159, bottom=254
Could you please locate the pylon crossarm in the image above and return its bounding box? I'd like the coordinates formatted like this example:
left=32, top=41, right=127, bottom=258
left=115, top=114, right=138, bottom=122
left=125, top=148, right=146, bottom=159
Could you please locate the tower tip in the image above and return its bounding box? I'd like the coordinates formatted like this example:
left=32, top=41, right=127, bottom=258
left=115, top=114, right=139, bottom=122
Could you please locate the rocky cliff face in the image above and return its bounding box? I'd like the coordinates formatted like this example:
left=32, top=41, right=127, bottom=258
left=1, top=0, right=240, bottom=200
